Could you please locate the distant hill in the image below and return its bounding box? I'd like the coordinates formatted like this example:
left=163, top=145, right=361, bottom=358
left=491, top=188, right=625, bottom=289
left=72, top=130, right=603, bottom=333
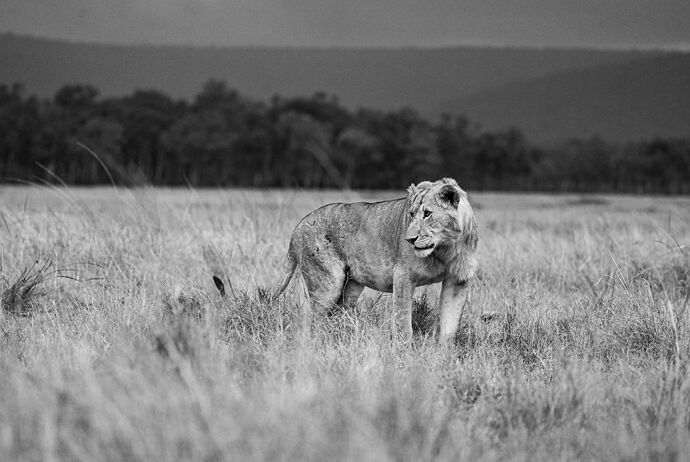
left=2, top=33, right=689, bottom=141
left=449, top=53, right=690, bottom=142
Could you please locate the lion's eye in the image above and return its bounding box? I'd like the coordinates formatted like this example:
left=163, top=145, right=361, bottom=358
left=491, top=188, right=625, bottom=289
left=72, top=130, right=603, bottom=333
left=423, top=210, right=432, bottom=219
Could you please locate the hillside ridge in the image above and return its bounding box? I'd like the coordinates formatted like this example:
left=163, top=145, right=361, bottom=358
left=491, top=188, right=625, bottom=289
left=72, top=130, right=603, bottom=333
left=2, top=33, right=689, bottom=141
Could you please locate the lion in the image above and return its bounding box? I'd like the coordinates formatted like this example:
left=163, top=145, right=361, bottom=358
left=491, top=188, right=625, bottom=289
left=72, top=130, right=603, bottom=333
left=275, top=177, right=478, bottom=343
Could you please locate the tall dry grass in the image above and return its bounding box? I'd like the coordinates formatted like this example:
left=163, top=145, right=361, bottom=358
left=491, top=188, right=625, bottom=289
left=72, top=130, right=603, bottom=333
left=0, top=186, right=689, bottom=461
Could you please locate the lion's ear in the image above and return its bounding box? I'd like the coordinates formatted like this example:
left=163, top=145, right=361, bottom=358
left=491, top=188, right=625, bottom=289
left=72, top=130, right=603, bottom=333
left=407, top=183, right=417, bottom=195
left=439, top=184, right=460, bottom=207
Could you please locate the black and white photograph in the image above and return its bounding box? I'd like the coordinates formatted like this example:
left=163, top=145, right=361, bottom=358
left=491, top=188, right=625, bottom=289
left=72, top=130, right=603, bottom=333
left=1, top=1, right=689, bottom=460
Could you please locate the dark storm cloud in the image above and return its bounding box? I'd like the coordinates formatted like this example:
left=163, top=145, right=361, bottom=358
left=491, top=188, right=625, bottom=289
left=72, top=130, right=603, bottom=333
left=2, top=0, right=689, bottom=49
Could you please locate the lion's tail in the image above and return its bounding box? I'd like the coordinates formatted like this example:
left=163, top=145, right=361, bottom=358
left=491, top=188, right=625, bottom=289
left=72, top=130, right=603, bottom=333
left=274, top=245, right=298, bottom=299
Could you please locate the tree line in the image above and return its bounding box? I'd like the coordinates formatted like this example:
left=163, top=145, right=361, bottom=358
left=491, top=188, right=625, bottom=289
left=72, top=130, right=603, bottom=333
left=1, top=81, right=688, bottom=193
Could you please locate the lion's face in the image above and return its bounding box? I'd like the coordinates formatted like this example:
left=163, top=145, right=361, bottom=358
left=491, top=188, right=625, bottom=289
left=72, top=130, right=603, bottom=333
left=405, top=178, right=476, bottom=258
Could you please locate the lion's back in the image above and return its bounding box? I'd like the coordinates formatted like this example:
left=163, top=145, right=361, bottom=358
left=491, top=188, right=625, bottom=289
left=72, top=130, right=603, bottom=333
left=289, top=199, right=406, bottom=257
left=290, top=201, right=372, bottom=247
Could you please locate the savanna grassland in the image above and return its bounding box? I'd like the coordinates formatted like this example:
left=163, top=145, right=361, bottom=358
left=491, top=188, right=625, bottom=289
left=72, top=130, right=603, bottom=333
left=1, top=186, right=689, bottom=461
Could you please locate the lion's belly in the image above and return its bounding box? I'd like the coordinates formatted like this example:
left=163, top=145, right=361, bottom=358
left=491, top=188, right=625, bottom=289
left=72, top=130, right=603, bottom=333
left=348, top=257, right=447, bottom=293
left=344, top=238, right=398, bottom=291
left=349, top=264, right=395, bottom=292
left=412, top=272, right=447, bottom=287
left=350, top=268, right=446, bottom=293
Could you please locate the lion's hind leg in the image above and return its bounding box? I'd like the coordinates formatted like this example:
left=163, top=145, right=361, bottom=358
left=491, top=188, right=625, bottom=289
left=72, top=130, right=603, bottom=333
left=301, top=260, right=348, bottom=316
left=338, top=278, right=364, bottom=309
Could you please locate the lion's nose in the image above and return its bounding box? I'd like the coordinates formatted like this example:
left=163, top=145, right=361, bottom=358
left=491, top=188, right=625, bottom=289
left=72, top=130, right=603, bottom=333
left=406, top=235, right=418, bottom=244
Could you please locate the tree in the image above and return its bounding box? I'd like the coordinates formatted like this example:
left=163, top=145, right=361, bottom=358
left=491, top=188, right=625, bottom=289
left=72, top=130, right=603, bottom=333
left=275, top=111, right=337, bottom=187
left=2, top=80, right=689, bottom=193
left=54, top=84, right=99, bottom=110
left=113, top=90, right=181, bottom=183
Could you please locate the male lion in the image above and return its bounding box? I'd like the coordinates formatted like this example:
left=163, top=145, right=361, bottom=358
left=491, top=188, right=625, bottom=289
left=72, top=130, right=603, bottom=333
left=275, top=177, right=478, bottom=343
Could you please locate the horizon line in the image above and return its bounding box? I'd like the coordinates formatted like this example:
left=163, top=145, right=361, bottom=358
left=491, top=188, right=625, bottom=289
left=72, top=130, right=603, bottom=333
left=3, top=30, right=689, bottom=54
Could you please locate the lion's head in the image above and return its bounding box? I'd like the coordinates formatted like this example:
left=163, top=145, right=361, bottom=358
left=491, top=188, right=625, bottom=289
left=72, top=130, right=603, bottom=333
left=405, top=178, right=478, bottom=258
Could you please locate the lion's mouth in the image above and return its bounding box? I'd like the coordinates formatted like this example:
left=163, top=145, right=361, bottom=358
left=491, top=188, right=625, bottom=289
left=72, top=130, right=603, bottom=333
left=413, top=243, right=435, bottom=257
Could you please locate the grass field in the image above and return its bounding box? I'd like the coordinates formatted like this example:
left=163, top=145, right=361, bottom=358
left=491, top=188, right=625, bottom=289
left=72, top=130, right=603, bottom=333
left=1, top=186, right=689, bottom=461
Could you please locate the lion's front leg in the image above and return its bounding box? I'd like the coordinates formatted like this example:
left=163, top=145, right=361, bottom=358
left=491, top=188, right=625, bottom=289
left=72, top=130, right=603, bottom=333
left=439, top=279, right=471, bottom=343
left=392, top=268, right=415, bottom=342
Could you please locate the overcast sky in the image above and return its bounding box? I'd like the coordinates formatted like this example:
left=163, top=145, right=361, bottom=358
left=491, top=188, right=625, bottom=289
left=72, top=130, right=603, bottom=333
left=2, top=0, right=689, bottom=50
